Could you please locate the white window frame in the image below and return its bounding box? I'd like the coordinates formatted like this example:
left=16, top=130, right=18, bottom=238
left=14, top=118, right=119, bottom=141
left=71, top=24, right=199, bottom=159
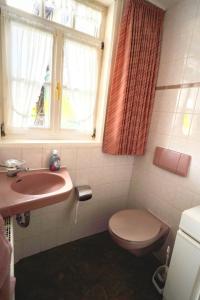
left=0, top=0, right=123, bottom=142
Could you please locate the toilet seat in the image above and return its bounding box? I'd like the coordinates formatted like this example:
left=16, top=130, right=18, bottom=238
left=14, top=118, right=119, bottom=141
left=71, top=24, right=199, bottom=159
left=109, top=209, right=162, bottom=248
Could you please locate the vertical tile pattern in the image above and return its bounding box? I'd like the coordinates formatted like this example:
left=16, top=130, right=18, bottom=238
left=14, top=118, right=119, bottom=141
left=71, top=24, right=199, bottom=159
left=0, top=143, right=134, bottom=262
left=128, top=0, right=200, bottom=260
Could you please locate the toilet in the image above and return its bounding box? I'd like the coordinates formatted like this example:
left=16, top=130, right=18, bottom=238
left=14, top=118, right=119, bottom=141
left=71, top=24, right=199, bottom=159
left=108, top=209, right=169, bottom=256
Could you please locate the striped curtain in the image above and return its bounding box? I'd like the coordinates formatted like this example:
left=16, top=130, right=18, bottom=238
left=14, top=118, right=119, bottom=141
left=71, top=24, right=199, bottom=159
left=103, top=0, right=164, bottom=156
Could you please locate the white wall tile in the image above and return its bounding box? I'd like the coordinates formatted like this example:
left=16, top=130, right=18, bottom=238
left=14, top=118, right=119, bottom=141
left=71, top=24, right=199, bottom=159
left=23, top=235, right=41, bottom=258
left=75, top=168, right=90, bottom=185
left=176, top=88, right=198, bottom=113
left=87, top=167, right=105, bottom=185
left=67, top=169, right=76, bottom=185
left=90, top=147, right=111, bottom=167
left=191, top=193, right=200, bottom=207
left=22, top=146, right=43, bottom=169
left=183, top=56, right=200, bottom=83
left=114, top=164, right=133, bottom=182
left=189, top=114, right=200, bottom=141
left=76, top=148, right=92, bottom=169
left=173, top=187, right=195, bottom=211
left=154, top=90, right=180, bottom=113
left=14, top=240, right=24, bottom=263
left=60, top=147, right=77, bottom=170
left=171, top=113, right=193, bottom=137
left=154, top=112, right=176, bottom=135
left=164, top=0, right=198, bottom=34
left=0, top=147, right=22, bottom=167
left=160, top=31, right=191, bottom=65
left=194, top=89, right=200, bottom=113
left=40, top=228, right=57, bottom=252
left=157, top=58, right=186, bottom=86
left=146, top=132, right=170, bottom=152
left=168, top=136, right=187, bottom=153
left=187, top=2, right=200, bottom=58
left=56, top=226, right=71, bottom=246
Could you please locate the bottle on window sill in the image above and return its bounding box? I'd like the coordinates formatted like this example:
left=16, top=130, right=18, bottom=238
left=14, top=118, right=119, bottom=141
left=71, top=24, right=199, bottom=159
left=49, top=149, right=61, bottom=171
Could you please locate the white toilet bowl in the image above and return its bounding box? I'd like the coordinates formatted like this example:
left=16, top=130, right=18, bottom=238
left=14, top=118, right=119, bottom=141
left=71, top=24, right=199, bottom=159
left=108, top=209, right=169, bottom=256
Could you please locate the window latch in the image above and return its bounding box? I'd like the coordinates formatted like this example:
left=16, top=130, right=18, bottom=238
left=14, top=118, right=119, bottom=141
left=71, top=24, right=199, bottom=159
left=91, top=128, right=96, bottom=139
left=55, top=81, right=62, bottom=101
left=1, top=122, right=5, bottom=137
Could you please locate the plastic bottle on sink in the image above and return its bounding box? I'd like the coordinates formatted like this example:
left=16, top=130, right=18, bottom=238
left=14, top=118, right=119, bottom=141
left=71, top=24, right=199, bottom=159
left=49, top=149, right=61, bottom=171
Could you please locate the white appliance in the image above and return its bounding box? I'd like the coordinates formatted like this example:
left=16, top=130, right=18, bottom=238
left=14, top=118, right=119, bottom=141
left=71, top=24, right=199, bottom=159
left=163, top=206, right=200, bottom=300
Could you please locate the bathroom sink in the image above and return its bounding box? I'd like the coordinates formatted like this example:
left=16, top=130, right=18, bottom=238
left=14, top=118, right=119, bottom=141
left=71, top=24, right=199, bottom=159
left=11, top=172, right=65, bottom=195
left=0, top=168, right=73, bottom=217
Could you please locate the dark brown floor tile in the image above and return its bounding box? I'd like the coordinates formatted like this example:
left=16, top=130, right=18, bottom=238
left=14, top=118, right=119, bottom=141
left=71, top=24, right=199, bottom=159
left=15, top=231, right=162, bottom=300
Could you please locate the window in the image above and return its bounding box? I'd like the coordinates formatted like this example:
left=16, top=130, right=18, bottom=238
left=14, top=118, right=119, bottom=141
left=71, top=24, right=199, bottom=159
left=1, top=0, right=106, bottom=139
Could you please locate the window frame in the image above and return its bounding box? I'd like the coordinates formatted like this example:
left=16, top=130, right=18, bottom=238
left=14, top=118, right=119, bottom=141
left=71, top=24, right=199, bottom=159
left=1, top=0, right=106, bottom=140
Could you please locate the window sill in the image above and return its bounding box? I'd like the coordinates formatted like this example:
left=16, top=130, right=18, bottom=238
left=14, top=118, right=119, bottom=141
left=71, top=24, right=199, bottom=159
left=0, top=138, right=102, bottom=147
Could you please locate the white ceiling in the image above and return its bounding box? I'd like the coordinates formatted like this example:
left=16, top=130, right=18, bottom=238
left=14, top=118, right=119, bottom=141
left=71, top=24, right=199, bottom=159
left=148, top=0, right=184, bottom=10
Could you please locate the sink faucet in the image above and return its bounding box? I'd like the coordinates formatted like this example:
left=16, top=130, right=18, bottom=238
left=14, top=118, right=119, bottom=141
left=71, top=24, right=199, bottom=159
left=0, top=159, right=29, bottom=177
left=6, top=166, right=29, bottom=177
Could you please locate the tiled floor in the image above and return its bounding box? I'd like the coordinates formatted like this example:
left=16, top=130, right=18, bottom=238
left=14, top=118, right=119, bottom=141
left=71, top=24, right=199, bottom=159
left=15, top=232, right=162, bottom=300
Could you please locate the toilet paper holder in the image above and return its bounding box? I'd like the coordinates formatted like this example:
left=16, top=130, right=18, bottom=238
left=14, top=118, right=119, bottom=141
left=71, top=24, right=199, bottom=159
left=75, top=185, right=92, bottom=201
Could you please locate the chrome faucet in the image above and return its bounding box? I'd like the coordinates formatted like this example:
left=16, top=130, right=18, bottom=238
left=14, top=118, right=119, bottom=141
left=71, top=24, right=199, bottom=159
left=7, top=166, right=29, bottom=177
left=0, top=159, right=29, bottom=177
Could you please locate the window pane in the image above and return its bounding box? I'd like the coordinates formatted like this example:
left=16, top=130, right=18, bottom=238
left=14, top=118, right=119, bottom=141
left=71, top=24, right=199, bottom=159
left=44, top=1, right=102, bottom=38
left=61, top=39, right=99, bottom=132
left=44, top=0, right=75, bottom=28
left=75, top=3, right=102, bottom=38
left=6, top=0, right=42, bottom=16
left=10, top=21, right=53, bottom=128
left=7, top=0, right=103, bottom=38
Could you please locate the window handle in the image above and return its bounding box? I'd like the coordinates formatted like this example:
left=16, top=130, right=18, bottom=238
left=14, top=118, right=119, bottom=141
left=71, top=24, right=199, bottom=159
left=56, top=81, right=62, bottom=101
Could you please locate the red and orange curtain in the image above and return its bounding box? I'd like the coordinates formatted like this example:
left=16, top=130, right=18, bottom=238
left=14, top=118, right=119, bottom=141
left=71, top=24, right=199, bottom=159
left=103, top=0, right=164, bottom=156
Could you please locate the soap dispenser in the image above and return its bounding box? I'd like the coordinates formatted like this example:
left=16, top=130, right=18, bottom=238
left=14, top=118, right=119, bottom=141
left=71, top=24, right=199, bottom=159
left=49, top=149, right=61, bottom=171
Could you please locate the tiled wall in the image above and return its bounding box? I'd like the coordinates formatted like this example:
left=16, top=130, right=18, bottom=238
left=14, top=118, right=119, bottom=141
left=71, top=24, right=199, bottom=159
left=128, top=0, right=200, bottom=258
left=0, top=143, right=134, bottom=262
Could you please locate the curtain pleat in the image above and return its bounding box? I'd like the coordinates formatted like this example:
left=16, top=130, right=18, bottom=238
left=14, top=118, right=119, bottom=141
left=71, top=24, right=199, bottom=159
left=103, top=0, right=164, bottom=156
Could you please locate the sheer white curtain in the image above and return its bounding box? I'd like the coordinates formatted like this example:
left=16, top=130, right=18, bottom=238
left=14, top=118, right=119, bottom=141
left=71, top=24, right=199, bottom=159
left=61, top=39, right=99, bottom=133
left=1, top=11, right=53, bottom=129
left=0, top=9, right=10, bottom=130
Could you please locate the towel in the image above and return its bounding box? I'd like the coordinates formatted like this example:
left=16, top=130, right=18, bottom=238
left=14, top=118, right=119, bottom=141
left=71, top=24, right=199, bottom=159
left=0, top=215, right=12, bottom=300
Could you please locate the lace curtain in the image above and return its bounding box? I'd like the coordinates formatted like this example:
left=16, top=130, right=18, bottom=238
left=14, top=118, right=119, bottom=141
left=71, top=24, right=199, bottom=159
left=61, top=39, right=98, bottom=132
left=1, top=11, right=53, bottom=129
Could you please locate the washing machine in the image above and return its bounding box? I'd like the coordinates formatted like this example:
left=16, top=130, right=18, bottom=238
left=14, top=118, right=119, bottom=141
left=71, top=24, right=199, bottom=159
left=163, top=206, right=200, bottom=300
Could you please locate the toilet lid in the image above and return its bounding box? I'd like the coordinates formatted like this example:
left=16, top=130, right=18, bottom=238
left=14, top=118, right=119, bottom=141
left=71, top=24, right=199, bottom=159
left=109, top=209, right=161, bottom=244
